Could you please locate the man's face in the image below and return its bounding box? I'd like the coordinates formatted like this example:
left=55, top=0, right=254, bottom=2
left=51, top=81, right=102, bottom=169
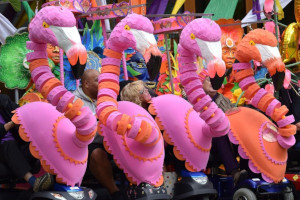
left=87, top=71, right=100, bottom=99
left=222, top=46, right=237, bottom=69
left=47, top=44, right=60, bottom=65
left=138, top=84, right=152, bottom=103
left=203, top=77, right=217, bottom=98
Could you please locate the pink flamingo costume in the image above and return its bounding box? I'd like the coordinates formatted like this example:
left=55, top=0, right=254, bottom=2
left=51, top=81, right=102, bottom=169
left=149, top=18, right=230, bottom=172
left=228, top=29, right=296, bottom=183
left=11, top=6, right=97, bottom=186
left=96, top=14, right=165, bottom=186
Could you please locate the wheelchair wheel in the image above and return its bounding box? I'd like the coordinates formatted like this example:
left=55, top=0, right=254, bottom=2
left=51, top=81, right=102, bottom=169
left=233, top=188, right=257, bottom=200
left=283, top=186, right=294, bottom=200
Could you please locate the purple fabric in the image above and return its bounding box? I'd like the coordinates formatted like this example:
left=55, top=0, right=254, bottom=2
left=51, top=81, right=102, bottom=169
left=211, top=136, right=239, bottom=174
left=146, top=0, right=168, bottom=21
left=0, top=114, right=14, bottom=144
left=252, top=0, right=261, bottom=20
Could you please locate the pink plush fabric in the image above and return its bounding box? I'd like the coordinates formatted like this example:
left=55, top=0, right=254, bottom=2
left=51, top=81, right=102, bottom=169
left=47, top=86, right=68, bottom=106
left=100, top=101, right=164, bottom=185
left=98, top=73, right=119, bottom=83
left=15, top=102, right=87, bottom=186
left=22, top=6, right=97, bottom=186
left=97, top=88, right=118, bottom=99
left=251, top=88, right=267, bottom=107
left=31, top=66, right=52, bottom=82
left=266, top=99, right=281, bottom=117
left=56, top=92, right=75, bottom=113
left=277, top=115, right=295, bottom=128
left=239, top=76, right=256, bottom=91
left=153, top=18, right=230, bottom=172
left=152, top=95, right=211, bottom=171
left=101, top=58, right=121, bottom=66
left=96, top=14, right=164, bottom=186
left=35, top=73, right=55, bottom=90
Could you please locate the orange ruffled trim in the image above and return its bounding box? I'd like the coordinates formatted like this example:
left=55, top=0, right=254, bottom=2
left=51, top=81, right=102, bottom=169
left=99, top=124, right=164, bottom=162
left=13, top=113, right=72, bottom=185
left=185, top=108, right=211, bottom=152
left=53, top=115, right=88, bottom=165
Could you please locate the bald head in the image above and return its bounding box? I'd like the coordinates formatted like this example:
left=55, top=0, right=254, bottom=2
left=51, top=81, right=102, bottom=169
left=81, top=69, right=100, bottom=100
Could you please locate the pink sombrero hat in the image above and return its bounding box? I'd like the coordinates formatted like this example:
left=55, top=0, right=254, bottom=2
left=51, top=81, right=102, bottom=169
left=12, top=102, right=88, bottom=186
left=99, top=101, right=164, bottom=186
left=150, top=94, right=213, bottom=172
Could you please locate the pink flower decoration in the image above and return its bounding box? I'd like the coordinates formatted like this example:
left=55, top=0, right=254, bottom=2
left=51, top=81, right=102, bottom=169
left=264, top=0, right=274, bottom=15
left=264, top=22, right=281, bottom=42
left=283, top=69, right=291, bottom=89
left=265, top=83, right=274, bottom=94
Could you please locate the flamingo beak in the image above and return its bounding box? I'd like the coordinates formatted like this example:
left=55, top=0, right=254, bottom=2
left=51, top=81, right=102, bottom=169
left=50, top=26, right=87, bottom=79
left=196, top=38, right=226, bottom=90
left=131, top=29, right=162, bottom=80
left=256, top=44, right=285, bottom=90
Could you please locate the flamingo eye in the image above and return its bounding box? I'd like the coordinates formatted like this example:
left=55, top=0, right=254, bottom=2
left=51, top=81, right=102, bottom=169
left=190, top=33, right=195, bottom=40
left=124, top=25, right=131, bottom=30
left=42, top=22, right=49, bottom=28
left=249, top=40, right=255, bottom=46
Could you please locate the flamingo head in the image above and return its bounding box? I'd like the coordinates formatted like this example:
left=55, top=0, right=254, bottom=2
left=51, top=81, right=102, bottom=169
left=236, top=29, right=285, bottom=90
left=29, top=6, right=87, bottom=79
left=107, top=14, right=162, bottom=80
left=179, top=18, right=226, bottom=90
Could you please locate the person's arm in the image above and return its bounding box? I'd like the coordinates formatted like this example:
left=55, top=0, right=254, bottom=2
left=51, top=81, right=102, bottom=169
left=296, top=122, right=300, bottom=132
left=0, top=121, right=15, bottom=140
left=214, top=93, right=235, bottom=112
left=4, top=121, right=15, bottom=131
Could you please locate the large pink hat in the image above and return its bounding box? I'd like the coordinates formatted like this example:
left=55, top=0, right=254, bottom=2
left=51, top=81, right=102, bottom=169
left=150, top=94, right=215, bottom=171
left=99, top=101, right=165, bottom=186
left=12, top=102, right=88, bottom=186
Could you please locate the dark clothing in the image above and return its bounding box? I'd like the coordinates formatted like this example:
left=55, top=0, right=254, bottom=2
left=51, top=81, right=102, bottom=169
left=165, top=93, right=240, bottom=175
left=0, top=140, right=36, bottom=179
left=0, top=94, right=37, bottom=179
left=88, top=134, right=105, bottom=159
left=0, top=94, right=19, bottom=141
left=279, top=86, right=300, bottom=142
left=211, top=93, right=239, bottom=175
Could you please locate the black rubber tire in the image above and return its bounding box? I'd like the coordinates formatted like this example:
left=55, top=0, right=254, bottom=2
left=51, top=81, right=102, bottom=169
left=233, top=188, right=257, bottom=200
left=283, top=186, right=294, bottom=200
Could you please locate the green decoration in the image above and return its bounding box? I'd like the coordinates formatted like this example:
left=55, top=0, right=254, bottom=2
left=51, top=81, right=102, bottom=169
left=22, top=1, right=35, bottom=22
left=0, top=33, right=32, bottom=89
left=127, top=65, right=142, bottom=76
left=204, top=0, right=239, bottom=20
left=163, top=81, right=169, bottom=86
left=173, top=40, right=178, bottom=58
left=49, top=59, right=61, bottom=80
